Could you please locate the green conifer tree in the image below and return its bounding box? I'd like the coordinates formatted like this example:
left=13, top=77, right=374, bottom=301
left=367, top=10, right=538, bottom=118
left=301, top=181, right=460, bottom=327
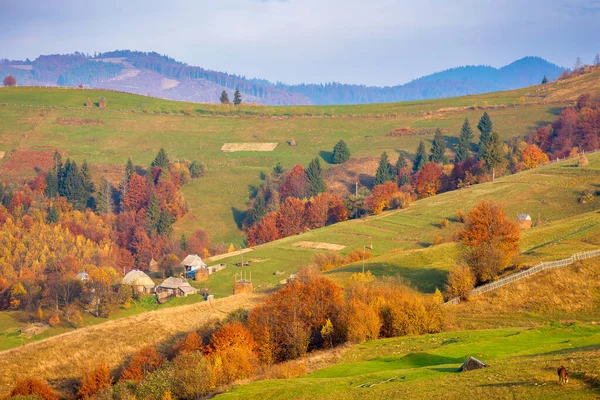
left=306, top=157, right=327, bottom=196
left=332, top=140, right=351, bottom=164
left=374, top=152, right=394, bottom=185
left=455, top=118, right=474, bottom=162
left=480, top=131, right=504, bottom=181
left=541, top=75, right=548, bottom=84
left=394, top=153, right=407, bottom=176
left=477, top=112, right=493, bottom=159
left=157, top=210, right=174, bottom=236
left=220, top=90, right=230, bottom=105
left=429, top=128, right=447, bottom=164
left=96, top=179, right=114, bottom=215
left=146, top=193, right=161, bottom=232
left=251, top=192, right=267, bottom=224
left=413, top=141, right=427, bottom=172
left=233, top=89, right=242, bottom=106
left=151, top=148, right=169, bottom=169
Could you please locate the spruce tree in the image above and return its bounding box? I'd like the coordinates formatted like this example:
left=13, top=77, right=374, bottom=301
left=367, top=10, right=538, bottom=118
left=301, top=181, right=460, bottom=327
left=157, top=210, right=174, bottom=236
left=119, top=158, right=135, bottom=210
left=541, top=75, right=548, bottom=84
left=96, top=179, right=114, bottom=215
left=413, top=141, right=427, bottom=172
left=189, top=160, right=202, bottom=178
left=394, top=153, right=407, bottom=177
left=332, top=140, right=351, bottom=164
left=477, top=112, right=493, bottom=159
left=251, top=192, right=267, bottom=224
left=220, top=90, right=230, bottom=105
left=455, top=118, right=474, bottom=162
left=595, top=53, right=600, bottom=66
left=429, top=128, right=447, bottom=164
left=374, top=152, right=394, bottom=185
left=306, top=157, right=327, bottom=196
left=273, top=162, right=284, bottom=175
left=480, top=131, right=504, bottom=181
left=81, top=160, right=95, bottom=194
left=46, top=152, right=62, bottom=198
left=151, top=148, right=169, bottom=169
left=47, top=206, right=59, bottom=223
left=233, top=89, right=242, bottom=106
left=146, top=193, right=161, bottom=233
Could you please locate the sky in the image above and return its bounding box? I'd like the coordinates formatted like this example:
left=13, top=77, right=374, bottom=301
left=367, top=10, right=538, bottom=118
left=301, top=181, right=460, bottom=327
left=1, top=0, right=599, bottom=86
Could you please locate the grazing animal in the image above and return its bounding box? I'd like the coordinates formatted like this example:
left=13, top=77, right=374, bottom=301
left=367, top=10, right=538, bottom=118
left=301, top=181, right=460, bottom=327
left=557, top=366, right=569, bottom=385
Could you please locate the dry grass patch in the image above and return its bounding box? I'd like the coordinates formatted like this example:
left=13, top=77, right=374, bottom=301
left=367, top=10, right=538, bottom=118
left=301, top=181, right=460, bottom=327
left=0, top=292, right=265, bottom=396
left=207, top=248, right=254, bottom=262
left=0, top=150, right=54, bottom=180
left=291, top=241, right=346, bottom=251
left=221, top=143, right=278, bottom=152
left=55, top=117, right=105, bottom=126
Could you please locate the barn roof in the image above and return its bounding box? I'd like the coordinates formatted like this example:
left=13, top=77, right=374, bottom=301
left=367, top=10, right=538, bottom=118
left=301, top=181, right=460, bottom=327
left=459, top=356, right=487, bottom=372
left=517, top=214, right=532, bottom=221
left=159, top=277, right=193, bottom=289
left=76, top=272, right=89, bottom=281
left=181, top=254, right=207, bottom=268
left=122, top=269, right=155, bottom=288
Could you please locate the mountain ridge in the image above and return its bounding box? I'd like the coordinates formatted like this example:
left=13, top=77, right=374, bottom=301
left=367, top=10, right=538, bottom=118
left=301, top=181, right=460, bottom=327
left=0, top=51, right=565, bottom=105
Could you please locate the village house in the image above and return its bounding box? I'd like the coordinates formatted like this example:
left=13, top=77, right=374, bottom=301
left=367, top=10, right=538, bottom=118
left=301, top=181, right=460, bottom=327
left=156, top=277, right=198, bottom=302
left=181, top=254, right=207, bottom=274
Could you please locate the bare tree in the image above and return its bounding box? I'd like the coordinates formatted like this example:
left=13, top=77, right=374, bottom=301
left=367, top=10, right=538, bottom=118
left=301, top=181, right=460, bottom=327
left=594, top=53, right=600, bottom=66
left=574, top=56, right=583, bottom=71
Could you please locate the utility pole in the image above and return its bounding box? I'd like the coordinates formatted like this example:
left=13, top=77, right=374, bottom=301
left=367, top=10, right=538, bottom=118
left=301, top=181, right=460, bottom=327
left=362, top=244, right=366, bottom=274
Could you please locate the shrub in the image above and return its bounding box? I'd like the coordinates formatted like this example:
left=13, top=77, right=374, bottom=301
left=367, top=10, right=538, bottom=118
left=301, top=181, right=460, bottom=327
left=456, top=209, right=466, bottom=223
left=8, top=378, right=58, bottom=400
left=439, top=218, right=449, bottom=228
left=78, top=363, right=113, bottom=399
left=134, top=366, right=174, bottom=400
left=173, top=331, right=204, bottom=355
left=208, top=322, right=256, bottom=382
left=121, top=346, right=163, bottom=382
left=445, top=265, right=475, bottom=300
left=432, top=235, right=444, bottom=245
left=48, top=315, right=60, bottom=327
left=172, top=351, right=214, bottom=398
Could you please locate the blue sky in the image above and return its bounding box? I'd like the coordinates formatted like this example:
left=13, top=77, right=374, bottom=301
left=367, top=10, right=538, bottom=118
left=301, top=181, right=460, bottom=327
left=1, top=0, right=599, bottom=86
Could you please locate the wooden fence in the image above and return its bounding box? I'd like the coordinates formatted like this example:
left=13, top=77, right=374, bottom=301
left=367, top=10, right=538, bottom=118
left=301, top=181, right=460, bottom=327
left=445, top=248, right=600, bottom=306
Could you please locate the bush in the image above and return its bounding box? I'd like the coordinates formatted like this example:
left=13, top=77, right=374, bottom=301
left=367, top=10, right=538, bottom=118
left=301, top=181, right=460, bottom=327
left=439, top=218, right=449, bottom=228
left=78, top=363, right=113, bottom=399
left=189, top=160, right=206, bottom=178
left=455, top=209, right=466, bottom=223
left=445, top=265, right=475, bottom=300
left=8, top=378, right=58, bottom=400
left=121, top=346, right=164, bottom=382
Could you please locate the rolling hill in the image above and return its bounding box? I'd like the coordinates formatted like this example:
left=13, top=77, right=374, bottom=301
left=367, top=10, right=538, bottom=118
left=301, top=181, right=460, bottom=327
left=1, top=51, right=565, bottom=105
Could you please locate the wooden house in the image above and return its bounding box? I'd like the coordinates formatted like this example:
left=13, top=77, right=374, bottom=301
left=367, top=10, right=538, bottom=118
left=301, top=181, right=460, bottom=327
left=156, top=277, right=198, bottom=301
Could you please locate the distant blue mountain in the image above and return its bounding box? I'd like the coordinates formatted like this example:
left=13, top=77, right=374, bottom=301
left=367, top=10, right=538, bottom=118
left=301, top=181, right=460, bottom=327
left=0, top=52, right=564, bottom=105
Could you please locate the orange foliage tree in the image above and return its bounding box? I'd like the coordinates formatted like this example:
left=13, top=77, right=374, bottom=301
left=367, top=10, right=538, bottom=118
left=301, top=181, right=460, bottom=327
left=414, top=162, right=442, bottom=198
left=365, top=181, right=398, bottom=214
left=246, top=212, right=280, bottom=246
left=280, top=164, right=309, bottom=199
left=120, top=345, right=163, bottom=382
left=208, top=322, right=257, bottom=382
left=8, top=377, right=58, bottom=400
left=122, top=173, right=149, bottom=212
left=521, top=144, right=549, bottom=169
left=459, top=201, right=520, bottom=283
left=78, top=362, right=113, bottom=399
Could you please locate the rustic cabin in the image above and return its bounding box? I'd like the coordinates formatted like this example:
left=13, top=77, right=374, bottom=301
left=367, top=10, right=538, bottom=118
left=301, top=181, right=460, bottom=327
left=156, top=277, right=198, bottom=301
left=459, top=356, right=487, bottom=372
left=181, top=254, right=207, bottom=274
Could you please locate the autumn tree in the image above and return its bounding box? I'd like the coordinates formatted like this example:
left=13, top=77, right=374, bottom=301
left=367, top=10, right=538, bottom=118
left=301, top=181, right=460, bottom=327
left=122, top=173, right=149, bottom=212
left=521, top=144, right=549, bottom=169
left=280, top=164, right=309, bottom=199
left=247, top=211, right=280, bottom=246
left=277, top=197, right=307, bottom=237
left=455, top=118, right=474, bottom=162
left=413, top=141, right=427, bottom=172
left=374, top=152, right=394, bottom=185
left=414, top=162, right=442, bottom=198
left=445, top=265, right=475, bottom=300
left=3, top=74, right=17, bottom=87
left=220, top=90, right=230, bottom=105
left=459, top=201, right=520, bottom=283
left=174, top=331, right=204, bottom=354
left=332, top=140, right=351, bottom=164
left=8, top=377, right=58, bottom=400
left=78, top=362, right=113, bottom=399
left=121, top=345, right=164, bottom=382
left=208, top=322, right=256, bottom=382
left=365, top=181, right=398, bottom=214
left=233, top=89, right=242, bottom=106
left=306, top=157, right=327, bottom=196
left=429, top=128, right=447, bottom=164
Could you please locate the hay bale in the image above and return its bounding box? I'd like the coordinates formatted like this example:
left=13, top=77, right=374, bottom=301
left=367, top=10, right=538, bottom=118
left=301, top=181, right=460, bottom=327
left=579, top=154, right=589, bottom=167
left=233, top=280, right=253, bottom=295
left=290, top=138, right=297, bottom=146
left=194, top=269, right=209, bottom=282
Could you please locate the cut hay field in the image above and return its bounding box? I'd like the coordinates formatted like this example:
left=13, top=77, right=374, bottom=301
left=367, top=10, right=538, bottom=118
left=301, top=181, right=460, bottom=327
left=216, top=324, right=600, bottom=400
left=0, top=292, right=265, bottom=397
left=1, top=69, right=599, bottom=244
left=200, top=152, right=600, bottom=297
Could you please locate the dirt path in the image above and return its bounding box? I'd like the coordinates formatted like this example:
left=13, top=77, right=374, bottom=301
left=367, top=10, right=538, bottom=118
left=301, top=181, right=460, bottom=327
left=0, top=292, right=265, bottom=395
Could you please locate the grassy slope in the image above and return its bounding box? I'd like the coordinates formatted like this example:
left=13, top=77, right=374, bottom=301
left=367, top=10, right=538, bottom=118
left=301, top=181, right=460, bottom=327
left=201, top=152, right=600, bottom=297
left=217, top=260, right=600, bottom=399
left=217, top=324, right=600, bottom=400
left=3, top=69, right=600, bottom=244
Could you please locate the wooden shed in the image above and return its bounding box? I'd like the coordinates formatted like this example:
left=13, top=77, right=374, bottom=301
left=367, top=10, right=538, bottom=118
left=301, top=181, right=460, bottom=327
left=517, top=214, right=532, bottom=230
left=156, top=277, right=198, bottom=301
left=459, top=356, right=487, bottom=372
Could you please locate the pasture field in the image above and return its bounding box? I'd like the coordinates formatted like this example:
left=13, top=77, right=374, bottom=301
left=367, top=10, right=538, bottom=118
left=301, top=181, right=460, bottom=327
left=216, top=324, right=600, bottom=400
left=3, top=68, right=600, bottom=244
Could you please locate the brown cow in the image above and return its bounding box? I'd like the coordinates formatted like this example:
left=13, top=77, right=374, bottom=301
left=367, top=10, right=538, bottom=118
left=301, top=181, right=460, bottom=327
left=557, top=366, right=569, bottom=384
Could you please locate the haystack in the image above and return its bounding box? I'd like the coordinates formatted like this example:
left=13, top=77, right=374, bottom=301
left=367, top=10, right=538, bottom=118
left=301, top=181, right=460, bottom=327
left=290, top=138, right=297, bottom=146
left=517, top=214, right=532, bottom=230
left=579, top=154, right=589, bottom=167
left=459, top=356, right=487, bottom=372
left=233, top=280, right=253, bottom=295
